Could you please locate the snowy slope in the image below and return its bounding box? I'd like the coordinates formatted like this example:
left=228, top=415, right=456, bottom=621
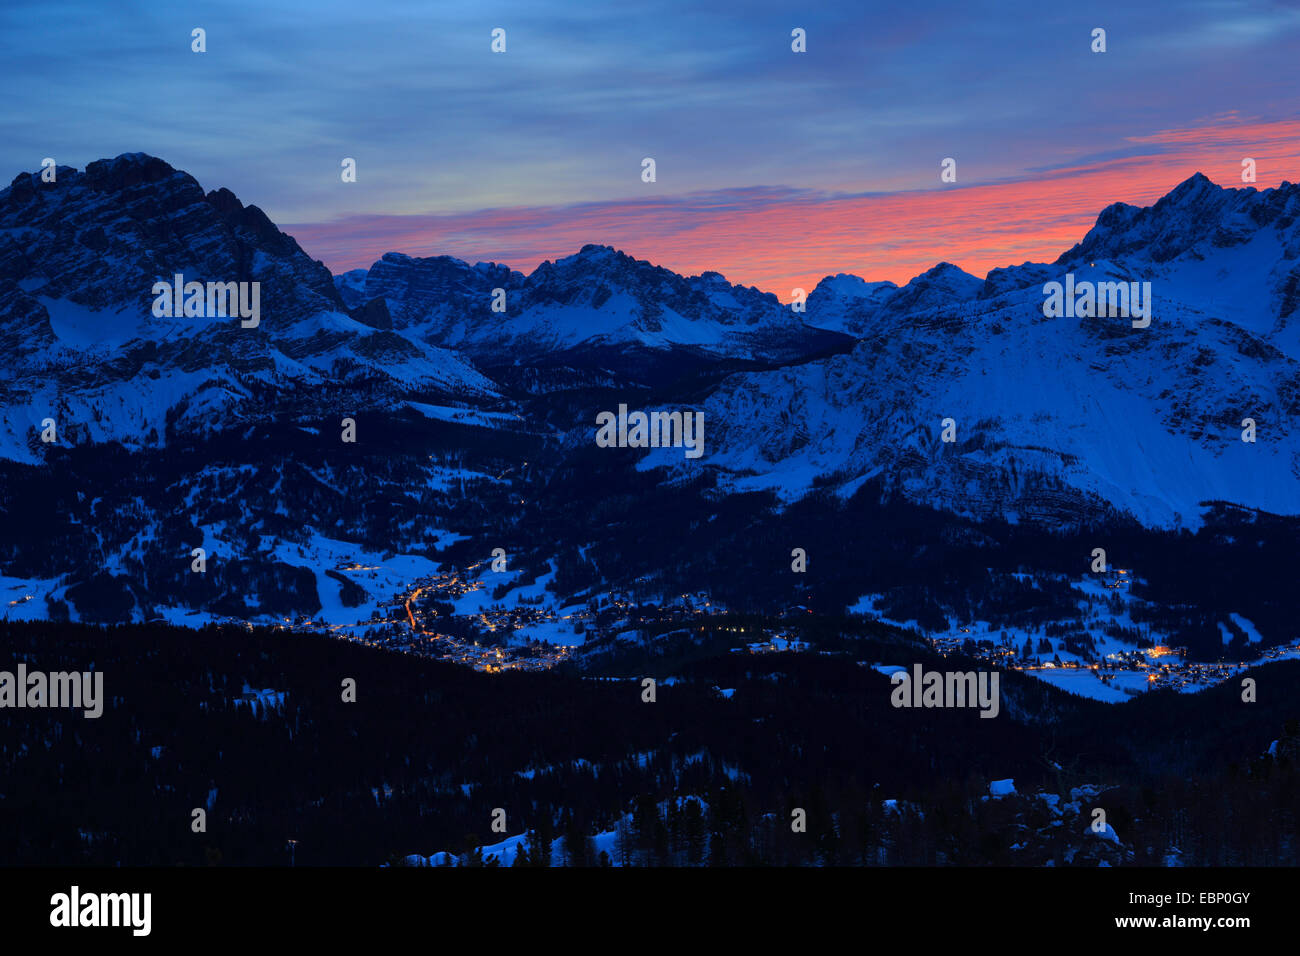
left=700, top=175, right=1300, bottom=528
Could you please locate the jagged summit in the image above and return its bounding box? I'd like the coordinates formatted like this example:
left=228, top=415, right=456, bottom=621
left=0, top=154, right=498, bottom=461
left=82, top=152, right=180, bottom=190
left=4, top=155, right=1300, bottom=529
left=348, top=239, right=833, bottom=363
left=700, top=170, right=1300, bottom=528
left=1059, top=172, right=1300, bottom=267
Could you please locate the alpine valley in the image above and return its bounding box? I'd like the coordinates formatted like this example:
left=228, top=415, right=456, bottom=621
left=1, top=154, right=1298, bottom=867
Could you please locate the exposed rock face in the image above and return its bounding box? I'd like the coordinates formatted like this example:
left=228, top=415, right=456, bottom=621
left=0, top=154, right=497, bottom=461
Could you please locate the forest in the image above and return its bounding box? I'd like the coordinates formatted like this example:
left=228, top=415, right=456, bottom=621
left=1, top=618, right=1295, bottom=867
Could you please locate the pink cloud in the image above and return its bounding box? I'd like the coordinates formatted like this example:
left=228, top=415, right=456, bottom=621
left=285, top=116, right=1300, bottom=300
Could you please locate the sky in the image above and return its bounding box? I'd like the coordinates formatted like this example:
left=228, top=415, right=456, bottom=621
left=3, top=0, right=1299, bottom=297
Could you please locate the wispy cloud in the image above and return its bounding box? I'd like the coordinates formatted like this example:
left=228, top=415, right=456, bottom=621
left=287, top=116, right=1300, bottom=297
left=3, top=1, right=1297, bottom=295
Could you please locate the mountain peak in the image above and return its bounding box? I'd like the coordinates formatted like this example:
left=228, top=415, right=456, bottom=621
left=1159, top=171, right=1222, bottom=207
left=1172, top=170, right=1216, bottom=189
left=83, top=152, right=183, bottom=191
left=555, top=244, right=633, bottom=271
left=1056, top=170, right=1298, bottom=267
left=920, top=261, right=976, bottom=280
left=899, top=261, right=982, bottom=295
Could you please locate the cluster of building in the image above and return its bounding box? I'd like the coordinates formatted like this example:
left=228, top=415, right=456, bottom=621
left=732, top=634, right=811, bottom=655
left=933, top=626, right=1300, bottom=695
left=385, top=571, right=574, bottom=672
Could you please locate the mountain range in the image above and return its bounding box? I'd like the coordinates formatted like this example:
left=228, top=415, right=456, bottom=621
left=1, top=153, right=1298, bottom=636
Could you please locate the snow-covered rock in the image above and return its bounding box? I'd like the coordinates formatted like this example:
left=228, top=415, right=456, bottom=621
left=700, top=174, right=1300, bottom=529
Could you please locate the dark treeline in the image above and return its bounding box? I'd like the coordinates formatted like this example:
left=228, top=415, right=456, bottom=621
left=0, top=621, right=1295, bottom=866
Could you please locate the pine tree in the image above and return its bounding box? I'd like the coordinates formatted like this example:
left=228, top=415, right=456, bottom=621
left=530, top=818, right=553, bottom=868
left=614, top=817, right=634, bottom=866
left=682, top=799, right=706, bottom=865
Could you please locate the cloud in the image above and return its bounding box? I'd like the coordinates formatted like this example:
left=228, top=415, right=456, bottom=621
left=286, top=116, right=1300, bottom=297
left=4, top=0, right=1299, bottom=295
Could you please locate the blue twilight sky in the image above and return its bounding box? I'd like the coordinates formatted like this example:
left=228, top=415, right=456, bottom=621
left=3, top=0, right=1299, bottom=292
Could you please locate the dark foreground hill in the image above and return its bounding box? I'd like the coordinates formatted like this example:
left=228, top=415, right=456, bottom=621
left=1, top=620, right=1295, bottom=866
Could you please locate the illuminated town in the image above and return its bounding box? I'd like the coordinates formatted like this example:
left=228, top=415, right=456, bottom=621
left=192, top=560, right=1300, bottom=695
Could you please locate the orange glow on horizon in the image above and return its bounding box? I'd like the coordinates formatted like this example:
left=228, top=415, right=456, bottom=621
left=288, top=116, right=1300, bottom=301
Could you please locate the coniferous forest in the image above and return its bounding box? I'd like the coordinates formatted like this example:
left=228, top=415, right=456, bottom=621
left=2, top=619, right=1296, bottom=867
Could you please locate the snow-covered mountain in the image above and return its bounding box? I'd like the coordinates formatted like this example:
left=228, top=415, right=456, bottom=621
left=3, top=153, right=1297, bottom=571
left=0, top=154, right=1296, bottom=646
left=342, top=244, right=850, bottom=366
left=701, top=174, right=1300, bottom=528
left=0, top=154, right=497, bottom=462
left=803, top=263, right=984, bottom=335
